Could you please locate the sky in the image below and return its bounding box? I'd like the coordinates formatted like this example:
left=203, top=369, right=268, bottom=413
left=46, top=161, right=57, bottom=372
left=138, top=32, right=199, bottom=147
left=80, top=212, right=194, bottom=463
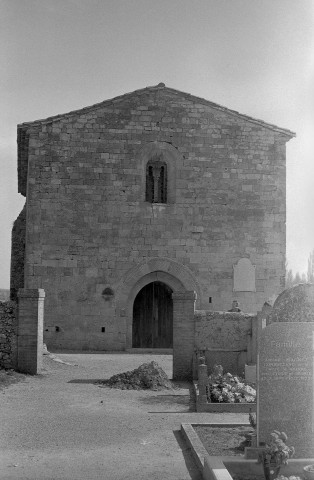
left=1, top=0, right=313, bottom=289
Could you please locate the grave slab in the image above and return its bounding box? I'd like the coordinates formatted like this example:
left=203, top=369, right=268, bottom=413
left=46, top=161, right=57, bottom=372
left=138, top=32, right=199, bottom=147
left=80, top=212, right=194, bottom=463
left=257, top=322, right=314, bottom=458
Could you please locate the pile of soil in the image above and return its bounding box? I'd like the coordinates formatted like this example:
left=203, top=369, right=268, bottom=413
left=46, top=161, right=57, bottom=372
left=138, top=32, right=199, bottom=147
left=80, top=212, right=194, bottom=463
left=97, top=361, right=173, bottom=390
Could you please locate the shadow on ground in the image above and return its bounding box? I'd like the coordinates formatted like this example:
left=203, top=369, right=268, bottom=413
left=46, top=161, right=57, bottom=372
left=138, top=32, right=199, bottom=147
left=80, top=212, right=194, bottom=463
left=0, top=370, right=27, bottom=391
left=139, top=393, right=190, bottom=405
left=139, top=384, right=196, bottom=412
left=67, top=379, right=196, bottom=412
left=68, top=379, right=107, bottom=384
left=173, top=430, right=203, bottom=479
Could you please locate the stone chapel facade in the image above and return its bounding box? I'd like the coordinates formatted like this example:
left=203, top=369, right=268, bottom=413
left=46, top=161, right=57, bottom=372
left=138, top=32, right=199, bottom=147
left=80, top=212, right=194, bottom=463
left=11, top=84, right=295, bottom=351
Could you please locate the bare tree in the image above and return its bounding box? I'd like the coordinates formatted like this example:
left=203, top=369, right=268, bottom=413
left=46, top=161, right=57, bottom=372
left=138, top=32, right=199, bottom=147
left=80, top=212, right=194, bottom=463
left=307, top=249, right=314, bottom=283
left=285, top=268, right=294, bottom=288
left=286, top=251, right=314, bottom=288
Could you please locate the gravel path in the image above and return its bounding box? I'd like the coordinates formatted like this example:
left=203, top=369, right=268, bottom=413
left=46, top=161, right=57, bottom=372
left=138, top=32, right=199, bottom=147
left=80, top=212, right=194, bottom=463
left=0, top=352, right=248, bottom=479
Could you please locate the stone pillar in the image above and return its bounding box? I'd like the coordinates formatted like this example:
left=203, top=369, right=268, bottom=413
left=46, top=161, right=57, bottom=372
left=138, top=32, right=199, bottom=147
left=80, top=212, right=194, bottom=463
left=17, top=289, right=45, bottom=374
left=172, top=291, right=196, bottom=380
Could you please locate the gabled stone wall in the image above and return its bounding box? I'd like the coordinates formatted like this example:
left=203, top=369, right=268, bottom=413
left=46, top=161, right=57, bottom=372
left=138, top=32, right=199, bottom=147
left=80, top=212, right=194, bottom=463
left=16, top=85, right=292, bottom=350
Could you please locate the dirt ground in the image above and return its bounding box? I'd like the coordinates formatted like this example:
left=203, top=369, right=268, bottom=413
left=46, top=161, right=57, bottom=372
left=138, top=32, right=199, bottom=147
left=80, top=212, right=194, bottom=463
left=0, top=352, right=248, bottom=480
left=194, top=425, right=253, bottom=456
left=0, top=369, right=26, bottom=391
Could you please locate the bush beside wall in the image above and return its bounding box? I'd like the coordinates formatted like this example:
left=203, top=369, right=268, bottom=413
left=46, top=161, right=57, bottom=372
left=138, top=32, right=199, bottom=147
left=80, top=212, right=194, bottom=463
left=10, top=204, right=26, bottom=302
left=0, top=301, right=18, bottom=369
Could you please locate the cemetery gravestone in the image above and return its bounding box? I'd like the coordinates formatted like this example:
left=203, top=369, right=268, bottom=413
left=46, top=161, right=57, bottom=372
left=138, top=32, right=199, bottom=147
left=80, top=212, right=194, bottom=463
left=257, top=322, right=314, bottom=458
left=268, top=283, right=314, bottom=324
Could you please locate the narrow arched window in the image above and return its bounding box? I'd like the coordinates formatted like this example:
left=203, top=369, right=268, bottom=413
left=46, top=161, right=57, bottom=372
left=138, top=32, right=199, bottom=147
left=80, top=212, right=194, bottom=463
left=145, top=158, right=167, bottom=203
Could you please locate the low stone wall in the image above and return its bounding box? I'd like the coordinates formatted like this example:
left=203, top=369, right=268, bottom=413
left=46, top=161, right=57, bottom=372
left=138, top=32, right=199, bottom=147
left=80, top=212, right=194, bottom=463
left=0, top=301, right=18, bottom=369
left=194, top=310, right=257, bottom=376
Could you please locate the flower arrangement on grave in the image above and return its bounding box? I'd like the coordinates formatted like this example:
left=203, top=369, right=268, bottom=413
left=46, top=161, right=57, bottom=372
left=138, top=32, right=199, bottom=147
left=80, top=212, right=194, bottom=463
left=303, top=464, right=314, bottom=480
left=274, top=476, right=301, bottom=480
left=207, top=365, right=256, bottom=403
left=258, top=430, right=295, bottom=480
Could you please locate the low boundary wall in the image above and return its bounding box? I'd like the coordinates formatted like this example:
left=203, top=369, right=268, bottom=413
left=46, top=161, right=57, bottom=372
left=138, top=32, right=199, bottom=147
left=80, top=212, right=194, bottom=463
left=193, top=310, right=258, bottom=378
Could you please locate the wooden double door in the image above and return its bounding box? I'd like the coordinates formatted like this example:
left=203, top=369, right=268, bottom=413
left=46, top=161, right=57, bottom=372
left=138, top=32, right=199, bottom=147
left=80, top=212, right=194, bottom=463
left=132, top=281, right=173, bottom=348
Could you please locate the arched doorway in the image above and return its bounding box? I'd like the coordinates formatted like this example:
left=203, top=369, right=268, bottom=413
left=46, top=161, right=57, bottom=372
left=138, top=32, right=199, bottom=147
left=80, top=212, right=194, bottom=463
left=132, top=281, right=173, bottom=348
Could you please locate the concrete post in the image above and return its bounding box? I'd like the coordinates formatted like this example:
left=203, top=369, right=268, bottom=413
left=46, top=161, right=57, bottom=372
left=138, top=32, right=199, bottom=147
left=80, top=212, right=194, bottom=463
left=17, top=288, right=45, bottom=374
left=247, top=333, right=252, bottom=363
left=251, top=314, right=258, bottom=364
left=256, top=309, right=268, bottom=354
left=172, top=291, right=196, bottom=380
left=198, top=357, right=209, bottom=404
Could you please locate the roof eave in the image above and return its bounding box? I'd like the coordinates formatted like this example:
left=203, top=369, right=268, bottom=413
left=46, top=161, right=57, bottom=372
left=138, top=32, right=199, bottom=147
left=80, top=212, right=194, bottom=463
left=16, top=84, right=296, bottom=138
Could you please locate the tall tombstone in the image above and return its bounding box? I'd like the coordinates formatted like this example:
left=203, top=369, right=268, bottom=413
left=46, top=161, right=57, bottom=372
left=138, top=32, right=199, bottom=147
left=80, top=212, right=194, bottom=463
left=267, top=283, right=314, bottom=324
left=257, top=320, right=314, bottom=458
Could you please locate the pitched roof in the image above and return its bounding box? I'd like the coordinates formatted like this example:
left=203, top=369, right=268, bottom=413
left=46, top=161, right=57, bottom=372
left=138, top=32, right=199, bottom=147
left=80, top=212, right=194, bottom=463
left=17, top=83, right=295, bottom=196
left=18, top=83, right=295, bottom=137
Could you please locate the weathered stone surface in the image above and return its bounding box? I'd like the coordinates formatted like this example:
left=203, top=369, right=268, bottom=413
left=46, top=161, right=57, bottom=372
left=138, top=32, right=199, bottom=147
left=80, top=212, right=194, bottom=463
left=268, top=283, right=314, bottom=323
left=257, top=322, right=314, bottom=457
left=194, top=311, right=255, bottom=374
left=233, top=258, right=256, bottom=292
left=195, top=311, right=254, bottom=350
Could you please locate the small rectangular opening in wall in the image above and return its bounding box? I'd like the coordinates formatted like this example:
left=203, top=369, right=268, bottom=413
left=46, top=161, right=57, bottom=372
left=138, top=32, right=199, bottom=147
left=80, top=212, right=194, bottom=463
left=101, top=327, right=105, bottom=333
left=209, top=297, right=212, bottom=303
left=45, top=326, right=55, bottom=332
left=55, top=326, right=60, bottom=332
